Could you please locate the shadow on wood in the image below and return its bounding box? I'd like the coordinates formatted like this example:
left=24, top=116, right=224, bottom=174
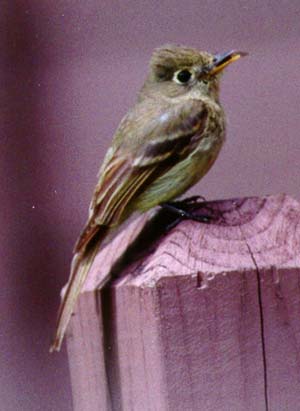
left=66, top=194, right=300, bottom=411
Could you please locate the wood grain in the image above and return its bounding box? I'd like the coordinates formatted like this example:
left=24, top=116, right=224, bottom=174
left=66, top=194, right=300, bottom=411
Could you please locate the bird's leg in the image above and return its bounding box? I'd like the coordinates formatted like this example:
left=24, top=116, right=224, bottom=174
left=160, top=196, right=212, bottom=223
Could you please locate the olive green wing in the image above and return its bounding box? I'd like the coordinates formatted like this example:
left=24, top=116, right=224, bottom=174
left=74, top=99, right=208, bottom=253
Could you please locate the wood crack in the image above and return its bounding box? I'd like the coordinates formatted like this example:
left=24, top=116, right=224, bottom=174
left=244, top=240, right=269, bottom=411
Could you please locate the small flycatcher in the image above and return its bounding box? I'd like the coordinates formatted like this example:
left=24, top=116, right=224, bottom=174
left=50, top=44, right=246, bottom=351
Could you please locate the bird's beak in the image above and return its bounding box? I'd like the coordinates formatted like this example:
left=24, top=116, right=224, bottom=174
left=209, top=50, right=248, bottom=75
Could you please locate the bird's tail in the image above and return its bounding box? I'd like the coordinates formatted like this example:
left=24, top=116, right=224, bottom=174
left=50, top=226, right=109, bottom=352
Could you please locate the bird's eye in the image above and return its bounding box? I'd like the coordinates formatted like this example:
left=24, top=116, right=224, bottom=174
left=174, top=69, right=193, bottom=84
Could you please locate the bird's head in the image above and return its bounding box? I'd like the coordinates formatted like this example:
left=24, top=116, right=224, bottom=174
left=141, top=44, right=246, bottom=102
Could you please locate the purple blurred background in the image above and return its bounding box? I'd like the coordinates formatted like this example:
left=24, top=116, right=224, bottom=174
left=2, top=1, right=300, bottom=409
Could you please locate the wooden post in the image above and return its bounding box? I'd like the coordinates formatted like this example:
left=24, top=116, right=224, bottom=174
left=66, top=194, right=300, bottom=411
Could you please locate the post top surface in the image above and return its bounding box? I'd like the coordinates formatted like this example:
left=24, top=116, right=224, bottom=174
left=82, top=194, right=300, bottom=291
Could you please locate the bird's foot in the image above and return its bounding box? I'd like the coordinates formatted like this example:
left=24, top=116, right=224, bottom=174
left=160, top=196, right=213, bottom=224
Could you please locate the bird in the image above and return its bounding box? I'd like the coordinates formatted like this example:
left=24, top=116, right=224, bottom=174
left=50, top=44, right=246, bottom=352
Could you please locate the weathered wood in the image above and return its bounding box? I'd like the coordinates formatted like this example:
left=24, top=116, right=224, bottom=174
left=66, top=194, right=300, bottom=411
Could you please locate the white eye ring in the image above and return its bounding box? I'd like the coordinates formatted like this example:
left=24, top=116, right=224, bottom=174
left=173, top=69, right=195, bottom=84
